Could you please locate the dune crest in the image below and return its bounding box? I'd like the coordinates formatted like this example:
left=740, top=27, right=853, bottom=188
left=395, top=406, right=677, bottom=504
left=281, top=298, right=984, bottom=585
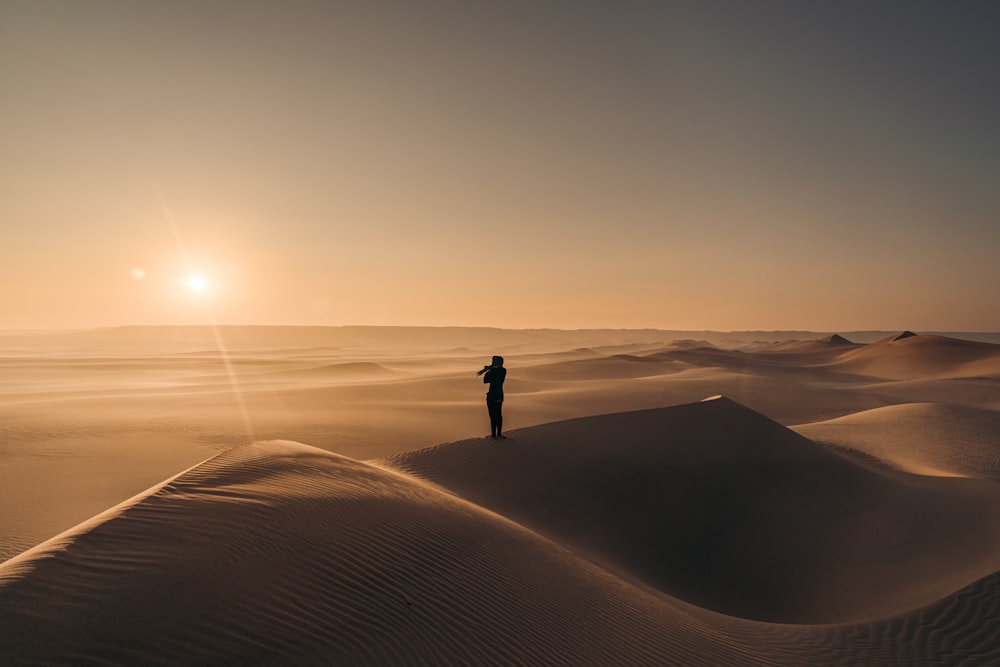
left=830, top=333, right=1000, bottom=379
left=0, top=439, right=788, bottom=666
left=386, top=398, right=1000, bottom=623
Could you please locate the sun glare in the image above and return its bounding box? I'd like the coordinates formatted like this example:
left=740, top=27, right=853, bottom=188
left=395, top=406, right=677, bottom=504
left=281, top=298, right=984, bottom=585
left=181, top=275, right=207, bottom=292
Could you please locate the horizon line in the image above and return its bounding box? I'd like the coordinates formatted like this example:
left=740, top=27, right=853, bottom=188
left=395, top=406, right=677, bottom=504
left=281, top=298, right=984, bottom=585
left=4, top=324, right=1000, bottom=335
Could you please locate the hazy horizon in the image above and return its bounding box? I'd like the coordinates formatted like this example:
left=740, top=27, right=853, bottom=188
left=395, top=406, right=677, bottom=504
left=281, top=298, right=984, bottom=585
left=4, top=323, right=1000, bottom=335
left=4, top=1, right=999, bottom=331
left=4, top=324, right=1000, bottom=353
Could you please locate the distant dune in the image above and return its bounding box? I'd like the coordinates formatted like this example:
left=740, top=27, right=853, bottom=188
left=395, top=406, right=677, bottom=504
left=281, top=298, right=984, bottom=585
left=740, top=333, right=859, bottom=354
left=229, top=361, right=398, bottom=382
left=830, top=332, right=1000, bottom=379
left=795, top=402, right=1000, bottom=479
left=4, top=326, right=998, bottom=356
left=515, top=353, right=685, bottom=381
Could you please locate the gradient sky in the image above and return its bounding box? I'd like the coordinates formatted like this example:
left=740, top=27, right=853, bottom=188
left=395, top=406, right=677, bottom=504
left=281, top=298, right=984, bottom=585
left=3, top=1, right=999, bottom=331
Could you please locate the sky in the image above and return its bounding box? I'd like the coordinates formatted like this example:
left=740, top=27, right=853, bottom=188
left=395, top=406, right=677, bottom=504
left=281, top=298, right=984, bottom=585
left=2, top=0, right=999, bottom=331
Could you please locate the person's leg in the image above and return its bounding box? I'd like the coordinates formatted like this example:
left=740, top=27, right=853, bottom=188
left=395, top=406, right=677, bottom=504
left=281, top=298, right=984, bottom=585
left=495, top=401, right=503, bottom=438
left=487, top=399, right=498, bottom=437
left=487, top=399, right=502, bottom=437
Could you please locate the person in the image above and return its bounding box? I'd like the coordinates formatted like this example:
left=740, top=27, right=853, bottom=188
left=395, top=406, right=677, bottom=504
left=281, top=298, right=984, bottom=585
left=477, top=355, right=507, bottom=439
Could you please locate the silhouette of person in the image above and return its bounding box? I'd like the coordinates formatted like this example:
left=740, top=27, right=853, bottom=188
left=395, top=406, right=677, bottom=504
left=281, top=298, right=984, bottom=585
left=478, top=355, right=506, bottom=439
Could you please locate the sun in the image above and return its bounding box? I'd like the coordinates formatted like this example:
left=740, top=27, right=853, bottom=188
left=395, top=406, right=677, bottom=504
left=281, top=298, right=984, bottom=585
left=174, top=268, right=220, bottom=297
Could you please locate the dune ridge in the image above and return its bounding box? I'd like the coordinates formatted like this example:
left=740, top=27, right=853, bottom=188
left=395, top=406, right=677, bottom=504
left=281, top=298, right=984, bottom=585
left=0, top=439, right=782, bottom=666
left=830, top=332, right=1000, bottom=379
left=385, top=397, right=1000, bottom=623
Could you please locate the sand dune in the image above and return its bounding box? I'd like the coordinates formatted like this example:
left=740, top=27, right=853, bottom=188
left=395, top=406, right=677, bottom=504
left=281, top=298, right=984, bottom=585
left=795, top=402, right=1000, bottom=479
left=740, top=333, right=859, bottom=354
left=386, top=397, right=1000, bottom=623
left=740, top=569, right=1000, bottom=665
left=641, top=344, right=866, bottom=381
left=3, top=403, right=1000, bottom=664
left=668, top=332, right=1000, bottom=383
left=0, top=439, right=786, bottom=666
left=863, top=375, right=1000, bottom=412
left=830, top=332, right=1000, bottom=379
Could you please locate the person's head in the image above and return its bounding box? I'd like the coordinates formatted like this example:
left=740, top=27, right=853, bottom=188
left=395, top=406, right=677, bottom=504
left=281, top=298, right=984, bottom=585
left=491, top=355, right=504, bottom=367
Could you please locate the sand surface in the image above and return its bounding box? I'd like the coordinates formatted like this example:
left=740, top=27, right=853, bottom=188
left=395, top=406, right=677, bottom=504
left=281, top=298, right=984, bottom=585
left=2, top=326, right=999, bottom=664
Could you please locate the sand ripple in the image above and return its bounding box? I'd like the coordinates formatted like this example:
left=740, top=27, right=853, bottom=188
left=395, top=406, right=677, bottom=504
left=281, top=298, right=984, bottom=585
left=0, top=440, right=769, bottom=666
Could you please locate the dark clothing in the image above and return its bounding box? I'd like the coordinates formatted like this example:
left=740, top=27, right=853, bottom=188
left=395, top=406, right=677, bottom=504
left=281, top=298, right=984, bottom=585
left=487, top=397, right=503, bottom=437
left=483, top=366, right=506, bottom=400
left=483, top=366, right=506, bottom=436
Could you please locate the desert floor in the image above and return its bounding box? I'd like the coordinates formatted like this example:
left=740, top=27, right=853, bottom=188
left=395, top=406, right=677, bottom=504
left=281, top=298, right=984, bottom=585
left=1, top=326, right=999, bottom=665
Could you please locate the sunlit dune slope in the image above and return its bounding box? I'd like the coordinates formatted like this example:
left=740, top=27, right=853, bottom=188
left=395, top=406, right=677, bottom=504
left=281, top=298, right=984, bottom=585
left=794, top=402, right=1000, bottom=479
left=830, top=333, right=1000, bottom=379
left=0, top=441, right=779, bottom=666
left=385, top=397, right=1000, bottom=623
left=645, top=333, right=1000, bottom=384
